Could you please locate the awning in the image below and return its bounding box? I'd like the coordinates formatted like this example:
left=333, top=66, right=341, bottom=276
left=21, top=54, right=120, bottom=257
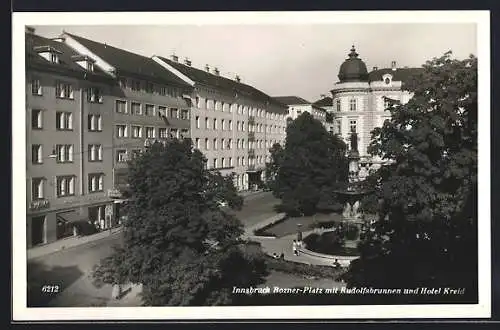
left=56, top=210, right=85, bottom=223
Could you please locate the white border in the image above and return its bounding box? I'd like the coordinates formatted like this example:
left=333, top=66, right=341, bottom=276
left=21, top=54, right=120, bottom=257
left=12, top=11, right=490, bottom=321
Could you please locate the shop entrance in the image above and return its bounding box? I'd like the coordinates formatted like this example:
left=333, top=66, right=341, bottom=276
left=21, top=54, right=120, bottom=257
left=31, top=216, right=46, bottom=246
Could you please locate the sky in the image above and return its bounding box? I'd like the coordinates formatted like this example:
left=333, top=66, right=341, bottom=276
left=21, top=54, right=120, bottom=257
left=32, top=23, right=477, bottom=102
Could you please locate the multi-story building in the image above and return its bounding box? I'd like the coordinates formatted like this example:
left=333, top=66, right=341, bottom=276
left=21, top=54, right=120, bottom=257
left=274, top=96, right=328, bottom=127
left=61, top=32, right=194, bottom=217
left=330, top=46, right=421, bottom=177
left=26, top=28, right=117, bottom=247
left=312, top=96, right=335, bottom=133
left=151, top=55, right=288, bottom=190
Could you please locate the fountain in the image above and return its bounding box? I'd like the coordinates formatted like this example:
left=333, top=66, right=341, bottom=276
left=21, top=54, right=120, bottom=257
left=334, top=132, right=373, bottom=241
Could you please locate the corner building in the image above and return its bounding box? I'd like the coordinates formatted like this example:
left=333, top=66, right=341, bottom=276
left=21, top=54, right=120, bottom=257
left=152, top=56, right=288, bottom=190
left=330, top=46, right=422, bottom=177
left=26, top=30, right=117, bottom=247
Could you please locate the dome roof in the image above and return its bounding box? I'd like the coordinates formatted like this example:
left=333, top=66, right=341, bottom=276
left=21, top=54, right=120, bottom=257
left=337, top=46, right=369, bottom=82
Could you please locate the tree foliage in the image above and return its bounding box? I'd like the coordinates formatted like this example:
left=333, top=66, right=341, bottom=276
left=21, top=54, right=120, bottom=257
left=92, top=139, right=266, bottom=306
left=346, top=52, right=478, bottom=299
left=266, top=112, right=348, bottom=215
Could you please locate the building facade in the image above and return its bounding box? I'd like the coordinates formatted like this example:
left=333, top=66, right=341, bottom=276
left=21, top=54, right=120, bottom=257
left=26, top=30, right=117, bottom=247
left=61, top=32, right=193, bottom=219
left=152, top=55, right=288, bottom=190
left=329, top=46, right=421, bottom=177
left=274, top=96, right=327, bottom=124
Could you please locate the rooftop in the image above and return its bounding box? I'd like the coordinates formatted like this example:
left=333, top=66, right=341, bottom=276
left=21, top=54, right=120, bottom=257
left=156, top=56, right=287, bottom=112
left=368, top=67, right=424, bottom=83
left=273, top=96, right=311, bottom=106
left=63, top=32, right=191, bottom=88
left=313, top=96, right=333, bottom=108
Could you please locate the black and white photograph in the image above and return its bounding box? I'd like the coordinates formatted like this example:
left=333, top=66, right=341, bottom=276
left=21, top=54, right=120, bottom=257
left=12, top=11, right=490, bottom=320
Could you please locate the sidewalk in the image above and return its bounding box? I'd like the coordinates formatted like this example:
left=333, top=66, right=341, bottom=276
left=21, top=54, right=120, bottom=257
left=28, top=227, right=123, bottom=260
left=244, top=215, right=338, bottom=267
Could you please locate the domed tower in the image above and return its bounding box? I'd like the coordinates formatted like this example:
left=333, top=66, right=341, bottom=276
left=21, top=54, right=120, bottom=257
left=331, top=46, right=371, bottom=173
left=338, top=46, right=369, bottom=83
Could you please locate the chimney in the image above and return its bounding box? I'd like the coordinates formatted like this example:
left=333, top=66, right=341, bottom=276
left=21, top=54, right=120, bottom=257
left=184, top=57, right=192, bottom=66
left=25, top=26, right=35, bottom=34
left=391, top=61, right=397, bottom=70
left=235, top=74, right=241, bottom=82
left=171, top=54, right=179, bottom=62
left=205, top=64, right=210, bottom=72
left=213, top=67, right=220, bottom=76
left=373, top=66, right=378, bottom=71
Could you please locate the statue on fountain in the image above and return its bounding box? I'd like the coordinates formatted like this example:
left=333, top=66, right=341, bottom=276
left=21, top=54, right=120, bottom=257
left=352, top=200, right=362, bottom=219
left=343, top=203, right=352, bottom=218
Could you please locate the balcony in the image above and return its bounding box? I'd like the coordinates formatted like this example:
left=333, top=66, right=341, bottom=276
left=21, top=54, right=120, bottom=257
left=246, top=164, right=264, bottom=172
left=248, top=131, right=255, bottom=141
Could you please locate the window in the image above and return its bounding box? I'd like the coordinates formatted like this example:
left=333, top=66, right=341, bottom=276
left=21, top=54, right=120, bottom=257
left=88, top=173, right=104, bottom=193
left=171, top=128, right=178, bottom=139
left=181, top=129, right=189, bottom=138
left=56, top=112, right=73, bottom=130
left=116, top=125, right=128, bottom=138
left=116, top=100, right=127, bottom=114
left=230, top=157, right=233, bottom=167
left=213, top=158, right=218, bottom=168
left=159, top=128, right=168, bottom=139
left=196, top=116, right=200, bottom=129
left=31, top=109, right=43, bottom=129
left=221, top=119, right=226, bottom=130
left=119, top=78, right=127, bottom=88
left=145, top=82, right=154, bottom=94
left=87, top=87, right=103, bottom=103
left=170, top=108, right=178, bottom=118
left=227, top=139, right=232, bottom=149
left=88, top=114, right=102, bottom=132
left=205, top=117, right=210, bottom=129
left=221, top=138, right=225, bottom=150
left=196, top=97, right=200, bottom=108
left=213, top=118, right=217, bottom=130
left=237, top=157, right=240, bottom=166
left=195, top=138, right=200, bottom=149
left=237, top=121, right=240, bottom=131
left=336, top=120, right=342, bottom=135
left=56, top=144, right=73, bottom=163
left=349, top=99, right=357, bottom=111
left=242, top=121, right=245, bottom=131
left=145, top=126, right=155, bottom=138
left=221, top=157, right=225, bottom=167
left=88, top=144, right=102, bottom=162
left=131, top=80, right=141, bottom=91
left=180, top=109, right=189, bottom=120
left=242, top=156, right=246, bottom=166
left=116, top=150, right=128, bottom=163
left=86, top=61, right=94, bottom=72
left=242, top=139, right=246, bottom=149
left=349, top=120, right=357, bottom=133
left=31, top=79, right=42, bottom=95
left=205, top=138, right=210, bottom=150
left=145, top=104, right=155, bottom=116
left=32, top=178, right=44, bottom=200
left=131, top=102, right=142, bottom=115
left=160, top=86, right=167, bottom=96
left=237, top=139, right=241, bottom=149
left=158, top=106, right=167, bottom=117
left=131, top=125, right=142, bottom=138
left=229, top=120, right=233, bottom=131
left=32, top=144, right=43, bottom=164
left=213, top=138, right=218, bottom=150
left=55, top=82, right=74, bottom=99
left=50, top=52, right=59, bottom=63
left=205, top=99, right=209, bottom=109
left=56, top=176, right=75, bottom=197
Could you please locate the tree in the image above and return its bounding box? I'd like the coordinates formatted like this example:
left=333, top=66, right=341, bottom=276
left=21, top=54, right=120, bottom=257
left=92, top=139, right=267, bottom=305
left=269, top=112, right=348, bottom=215
left=346, top=52, right=478, bottom=301
left=265, top=143, right=284, bottom=194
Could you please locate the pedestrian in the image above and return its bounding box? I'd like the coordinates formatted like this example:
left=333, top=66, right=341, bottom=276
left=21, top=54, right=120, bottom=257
left=292, top=240, right=298, bottom=256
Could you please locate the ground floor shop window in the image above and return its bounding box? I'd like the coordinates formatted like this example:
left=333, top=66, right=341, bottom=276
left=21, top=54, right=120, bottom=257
left=56, top=216, right=74, bottom=240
